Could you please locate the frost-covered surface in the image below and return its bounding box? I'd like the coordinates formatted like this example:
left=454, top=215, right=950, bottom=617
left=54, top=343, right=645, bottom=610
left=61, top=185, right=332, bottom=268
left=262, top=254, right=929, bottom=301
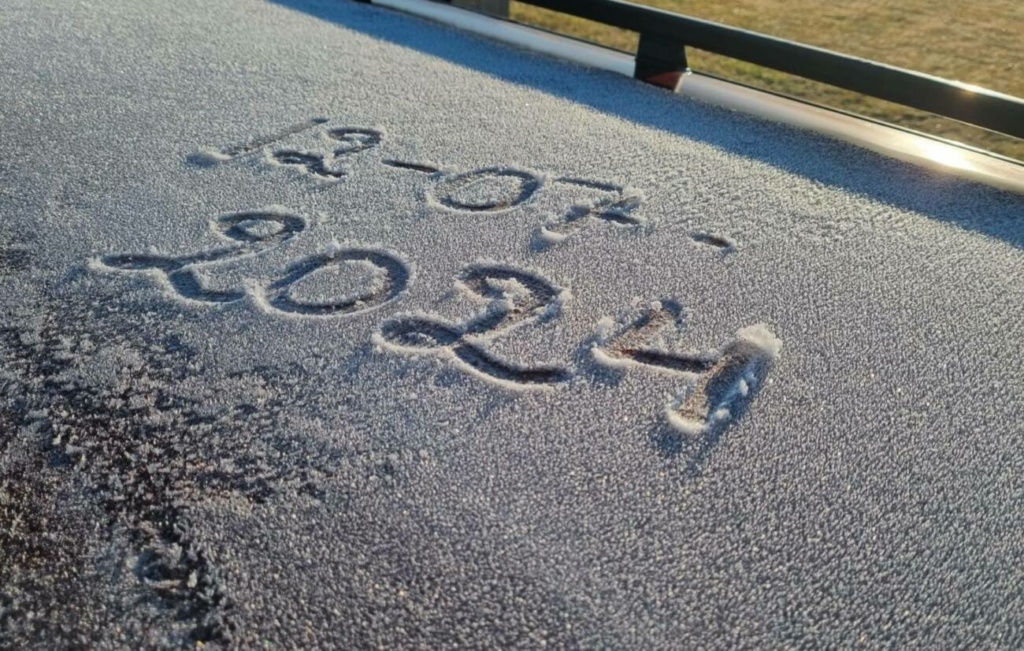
left=1, top=0, right=1023, bottom=648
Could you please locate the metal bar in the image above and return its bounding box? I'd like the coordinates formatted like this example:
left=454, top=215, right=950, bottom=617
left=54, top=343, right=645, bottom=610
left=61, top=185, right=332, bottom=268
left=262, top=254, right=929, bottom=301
left=635, top=33, right=688, bottom=91
left=450, top=0, right=509, bottom=17
left=515, top=0, right=1024, bottom=140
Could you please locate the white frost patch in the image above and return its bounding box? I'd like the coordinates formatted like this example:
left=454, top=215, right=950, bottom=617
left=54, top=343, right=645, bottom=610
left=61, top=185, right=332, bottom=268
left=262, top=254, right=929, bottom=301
left=369, top=330, right=389, bottom=352
left=590, top=345, right=631, bottom=370
left=664, top=408, right=707, bottom=436
left=594, top=316, right=616, bottom=339
left=187, top=148, right=231, bottom=167
left=325, top=239, right=344, bottom=258
left=537, top=226, right=568, bottom=245
left=485, top=276, right=530, bottom=302
left=735, top=323, right=783, bottom=359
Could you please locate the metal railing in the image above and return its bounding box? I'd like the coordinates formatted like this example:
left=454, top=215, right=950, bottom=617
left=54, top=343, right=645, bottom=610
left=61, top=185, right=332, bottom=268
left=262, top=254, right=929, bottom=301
left=445, top=0, right=1024, bottom=141
left=451, top=0, right=509, bottom=14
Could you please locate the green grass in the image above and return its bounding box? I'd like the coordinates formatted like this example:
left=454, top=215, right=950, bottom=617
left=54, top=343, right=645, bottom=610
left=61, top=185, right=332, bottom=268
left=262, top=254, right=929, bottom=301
left=509, top=1, right=1024, bottom=160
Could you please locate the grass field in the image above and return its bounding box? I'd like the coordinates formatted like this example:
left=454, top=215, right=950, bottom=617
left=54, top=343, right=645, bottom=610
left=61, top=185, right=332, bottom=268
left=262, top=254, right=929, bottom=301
left=508, top=1, right=1024, bottom=160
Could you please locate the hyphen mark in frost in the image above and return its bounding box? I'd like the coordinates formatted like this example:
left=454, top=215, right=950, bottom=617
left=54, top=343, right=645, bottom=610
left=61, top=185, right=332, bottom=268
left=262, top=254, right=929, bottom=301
left=98, top=211, right=306, bottom=304
left=382, top=160, right=441, bottom=174
left=377, top=264, right=571, bottom=388
left=691, top=232, right=736, bottom=251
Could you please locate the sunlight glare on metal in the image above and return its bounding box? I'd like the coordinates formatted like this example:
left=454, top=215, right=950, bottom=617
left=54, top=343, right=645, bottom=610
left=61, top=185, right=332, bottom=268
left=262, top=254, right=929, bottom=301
left=954, top=81, right=992, bottom=95
left=914, top=138, right=974, bottom=172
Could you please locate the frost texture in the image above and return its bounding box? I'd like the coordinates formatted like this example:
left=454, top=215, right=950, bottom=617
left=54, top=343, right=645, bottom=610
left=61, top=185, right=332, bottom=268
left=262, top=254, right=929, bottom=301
left=2, top=0, right=1023, bottom=648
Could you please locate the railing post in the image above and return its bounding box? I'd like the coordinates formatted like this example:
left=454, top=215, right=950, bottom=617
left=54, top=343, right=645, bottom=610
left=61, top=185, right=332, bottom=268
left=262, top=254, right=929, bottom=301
left=635, top=33, right=688, bottom=91
left=451, top=0, right=510, bottom=17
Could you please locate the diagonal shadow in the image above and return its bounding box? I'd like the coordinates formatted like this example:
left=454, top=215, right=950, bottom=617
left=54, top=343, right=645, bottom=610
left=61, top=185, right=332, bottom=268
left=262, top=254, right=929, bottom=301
left=268, top=0, right=1024, bottom=249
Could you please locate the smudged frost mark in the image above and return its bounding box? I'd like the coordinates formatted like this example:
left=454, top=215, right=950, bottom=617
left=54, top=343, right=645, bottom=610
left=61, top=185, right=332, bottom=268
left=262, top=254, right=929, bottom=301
left=666, top=324, right=782, bottom=435
left=593, top=303, right=780, bottom=471
left=377, top=263, right=572, bottom=389
left=1, top=294, right=429, bottom=645
left=0, top=243, right=32, bottom=276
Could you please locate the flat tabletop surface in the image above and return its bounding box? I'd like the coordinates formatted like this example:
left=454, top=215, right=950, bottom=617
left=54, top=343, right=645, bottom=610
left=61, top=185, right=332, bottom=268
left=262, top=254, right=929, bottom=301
left=1, top=0, right=1022, bottom=648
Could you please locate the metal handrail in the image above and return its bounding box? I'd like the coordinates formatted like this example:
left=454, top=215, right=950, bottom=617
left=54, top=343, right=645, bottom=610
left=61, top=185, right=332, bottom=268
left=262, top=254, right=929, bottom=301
left=491, top=0, right=1024, bottom=140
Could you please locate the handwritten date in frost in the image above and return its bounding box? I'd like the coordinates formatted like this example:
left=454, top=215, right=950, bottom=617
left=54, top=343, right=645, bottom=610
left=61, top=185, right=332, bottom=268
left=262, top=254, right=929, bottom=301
left=189, top=119, right=648, bottom=248
left=96, top=118, right=781, bottom=454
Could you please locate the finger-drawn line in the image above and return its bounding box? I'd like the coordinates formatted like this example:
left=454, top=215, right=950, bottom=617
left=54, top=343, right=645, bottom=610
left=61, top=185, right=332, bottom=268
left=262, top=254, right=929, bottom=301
left=263, top=248, right=410, bottom=317
left=593, top=301, right=716, bottom=374
left=98, top=211, right=307, bottom=304
left=378, top=315, right=571, bottom=387
left=453, top=343, right=572, bottom=385
left=538, top=177, right=644, bottom=245
left=376, top=263, right=571, bottom=388
left=666, top=324, right=781, bottom=436
left=594, top=302, right=781, bottom=472
left=382, top=159, right=441, bottom=174
left=379, top=316, right=461, bottom=350
left=272, top=150, right=348, bottom=180
left=430, top=168, right=543, bottom=213
left=187, top=117, right=330, bottom=166
left=327, top=128, right=383, bottom=156
left=457, top=264, right=563, bottom=335
left=691, top=232, right=736, bottom=251
left=214, top=211, right=306, bottom=244
left=269, top=128, right=383, bottom=181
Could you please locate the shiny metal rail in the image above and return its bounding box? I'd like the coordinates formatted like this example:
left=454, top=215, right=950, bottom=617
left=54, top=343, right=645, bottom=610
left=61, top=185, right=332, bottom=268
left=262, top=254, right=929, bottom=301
left=448, top=0, right=1024, bottom=140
